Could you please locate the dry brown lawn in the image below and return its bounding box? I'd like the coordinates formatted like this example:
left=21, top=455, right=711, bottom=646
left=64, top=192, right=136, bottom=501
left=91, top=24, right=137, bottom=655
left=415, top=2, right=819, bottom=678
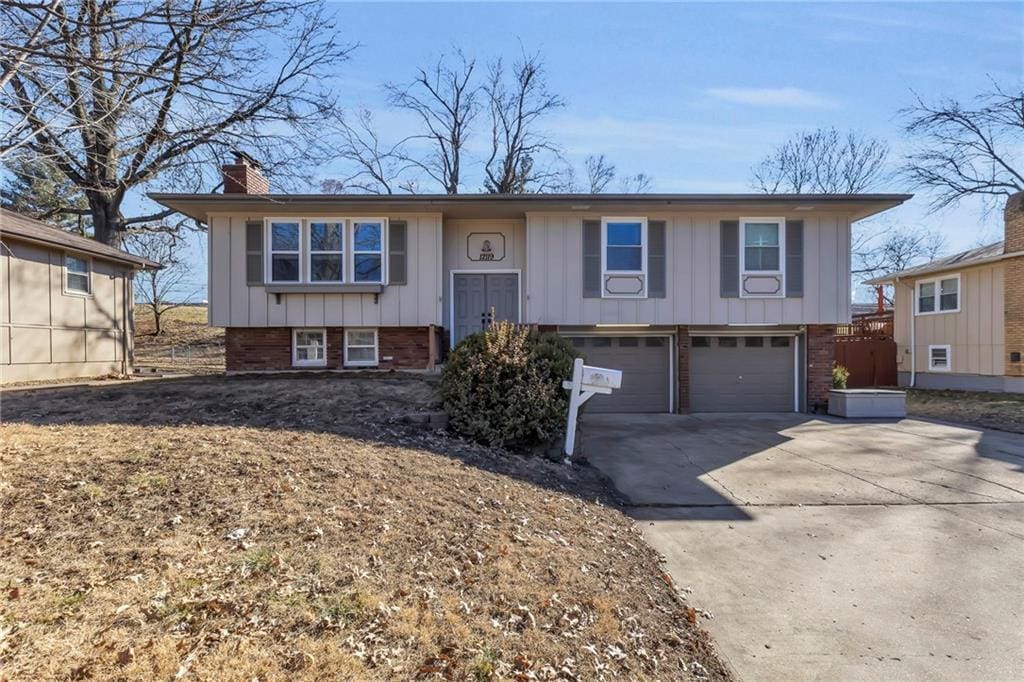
left=907, top=388, right=1024, bottom=434
left=133, top=305, right=225, bottom=374
left=0, top=374, right=730, bottom=681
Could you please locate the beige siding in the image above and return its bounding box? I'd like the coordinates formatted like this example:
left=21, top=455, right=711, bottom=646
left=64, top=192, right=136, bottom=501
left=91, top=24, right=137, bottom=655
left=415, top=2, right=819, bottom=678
left=1, top=237, right=131, bottom=383
left=524, top=212, right=852, bottom=325
left=209, top=213, right=443, bottom=327
left=893, top=263, right=1005, bottom=376
left=441, top=219, right=526, bottom=328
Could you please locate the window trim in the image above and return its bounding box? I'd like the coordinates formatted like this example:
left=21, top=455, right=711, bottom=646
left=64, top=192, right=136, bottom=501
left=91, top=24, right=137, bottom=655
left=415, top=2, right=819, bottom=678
left=600, top=216, right=648, bottom=299
left=266, top=218, right=303, bottom=284
left=350, top=217, right=389, bottom=285
left=292, top=328, right=327, bottom=368
left=915, top=273, right=961, bottom=316
left=307, top=218, right=346, bottom=283
left=928, top=344, right=952, bottom=372
left=63, top=252, right=92, bottom=297
left=344, top=328, right=379, bottom=367
left=739, top=217, right=786, bottom=299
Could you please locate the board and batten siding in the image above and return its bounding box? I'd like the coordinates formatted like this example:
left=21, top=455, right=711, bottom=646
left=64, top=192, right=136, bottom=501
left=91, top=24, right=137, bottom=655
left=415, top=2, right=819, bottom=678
left=441, top=218, right=526, bottom=328
left=1, top=237, right=131, bottom=382
left=893, top=263, right=1005, bottom=376
left=524, top=212, right=852, bottom=325
left=208, top=213, right=443, bottom=327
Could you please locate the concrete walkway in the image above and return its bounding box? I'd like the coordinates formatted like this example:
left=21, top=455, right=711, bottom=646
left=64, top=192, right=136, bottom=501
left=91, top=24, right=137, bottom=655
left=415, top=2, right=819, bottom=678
left=584, top=413, right=1024, bottom=681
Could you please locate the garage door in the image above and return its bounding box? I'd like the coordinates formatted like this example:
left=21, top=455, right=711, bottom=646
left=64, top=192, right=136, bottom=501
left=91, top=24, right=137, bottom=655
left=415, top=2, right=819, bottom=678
left=690, top=335, right=795, bottom=412
left=563, top=336, right=671, bottom=413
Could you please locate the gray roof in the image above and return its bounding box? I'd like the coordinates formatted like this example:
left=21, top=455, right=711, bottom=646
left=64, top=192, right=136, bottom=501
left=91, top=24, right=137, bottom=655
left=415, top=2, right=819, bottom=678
left=0, top=207, right=159, bottom=269
left=864, top=241, right=1006, bottom=284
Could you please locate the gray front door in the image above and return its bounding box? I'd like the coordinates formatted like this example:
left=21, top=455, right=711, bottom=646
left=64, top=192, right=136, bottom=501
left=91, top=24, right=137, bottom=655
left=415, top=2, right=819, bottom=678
left=690, top=335, right=795, bottom=412
left=452, top=273, right=519, bottom=346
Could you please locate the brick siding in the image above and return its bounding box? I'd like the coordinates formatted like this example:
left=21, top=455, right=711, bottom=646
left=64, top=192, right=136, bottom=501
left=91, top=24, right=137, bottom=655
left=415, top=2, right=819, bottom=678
left=677, top=326, right=690, bottom=413
left=225, top=326, right=432, bottom=372
left=1005, top=193, right=1024, bottom=377
left=806, top=324, right=836, bottom=407
left=222, top=163, right=269, bottom=195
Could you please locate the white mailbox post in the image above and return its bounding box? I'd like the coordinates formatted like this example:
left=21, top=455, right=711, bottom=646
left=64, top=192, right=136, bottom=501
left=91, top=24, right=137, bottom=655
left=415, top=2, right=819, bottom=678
left=562, top=357, right=623, bottom=458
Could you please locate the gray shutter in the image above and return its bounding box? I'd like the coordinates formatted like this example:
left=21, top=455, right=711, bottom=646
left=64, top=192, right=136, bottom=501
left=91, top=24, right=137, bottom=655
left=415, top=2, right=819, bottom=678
left=245, top=220, right=263, bottom=285
left=582, top=220, right=601, bottom=298
left=647, top=220, right=666, bottom=298
left=785, top=219, right=804, bottom=297
left=720, top=220, right=739, bottom=298
left=389, top=220, right=407, bottom=285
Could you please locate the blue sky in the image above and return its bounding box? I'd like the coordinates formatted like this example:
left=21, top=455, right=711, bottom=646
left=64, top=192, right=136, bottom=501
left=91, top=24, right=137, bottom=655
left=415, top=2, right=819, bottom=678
left=169, top=1, right=1022, bottom=301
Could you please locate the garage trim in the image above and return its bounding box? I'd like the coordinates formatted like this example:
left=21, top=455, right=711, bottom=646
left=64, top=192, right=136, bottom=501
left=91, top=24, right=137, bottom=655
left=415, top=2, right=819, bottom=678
left=689, top=328, right=803, bottom=412
left=560, top=330, right=676, bottom=413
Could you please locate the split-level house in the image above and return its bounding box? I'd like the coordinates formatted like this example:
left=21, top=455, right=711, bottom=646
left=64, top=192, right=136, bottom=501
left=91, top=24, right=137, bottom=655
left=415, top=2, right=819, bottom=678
left=0, top=208, right=159, bottom=383
left=151, top=154, right=910, bottom=413
left=866, top=193, right=1023, bottom=393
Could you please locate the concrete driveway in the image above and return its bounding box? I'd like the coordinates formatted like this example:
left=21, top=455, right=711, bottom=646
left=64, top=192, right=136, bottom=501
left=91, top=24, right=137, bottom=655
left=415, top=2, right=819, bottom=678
left=584, top=413, right=1024, bottom=682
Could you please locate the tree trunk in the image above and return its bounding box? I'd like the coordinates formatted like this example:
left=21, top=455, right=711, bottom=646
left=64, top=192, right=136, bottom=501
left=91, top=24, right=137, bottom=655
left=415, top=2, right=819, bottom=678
left=87, top=191, right=124, bottom=246
left=152, top=306, right=163, bottom=335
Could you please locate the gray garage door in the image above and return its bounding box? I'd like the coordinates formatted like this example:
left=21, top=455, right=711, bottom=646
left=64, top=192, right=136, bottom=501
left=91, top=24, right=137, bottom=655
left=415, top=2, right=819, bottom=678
left=690, top=335, right=795, bottom=412
left=563, top=336, right=671, bottom=413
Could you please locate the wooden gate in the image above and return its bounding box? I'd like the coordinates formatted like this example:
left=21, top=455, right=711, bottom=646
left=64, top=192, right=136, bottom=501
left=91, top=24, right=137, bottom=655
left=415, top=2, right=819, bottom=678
left=834, top=318, right=897, bottom=388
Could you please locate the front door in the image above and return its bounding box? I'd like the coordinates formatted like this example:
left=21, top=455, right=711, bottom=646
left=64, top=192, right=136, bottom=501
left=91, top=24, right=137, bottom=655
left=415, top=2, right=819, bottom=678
left=452, top=273, right=519, bottom=346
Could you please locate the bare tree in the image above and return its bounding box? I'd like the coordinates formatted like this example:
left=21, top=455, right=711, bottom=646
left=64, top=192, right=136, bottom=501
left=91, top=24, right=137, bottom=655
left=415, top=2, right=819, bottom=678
left=1, top=1, right=355, bottom=244
left=585, top=154, right=616, bottom=193
left=619, top=172, right=654, bottom=193
left=854, top=224, right=946, bottom=302
left=482, top=53, right=564, bottom=193
left=125, top=230, right=198, bottom=336
left=902, top=84, right=1023, bottom=211
left=323, top=109, right=413, bottom=194
left=753, top=128, right=890, bottom=194
left=385, top=51, right=479, bottom=195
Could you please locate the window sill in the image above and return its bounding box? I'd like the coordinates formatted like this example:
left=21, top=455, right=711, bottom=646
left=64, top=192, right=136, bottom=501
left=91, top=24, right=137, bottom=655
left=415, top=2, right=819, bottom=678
left=62, top=289, right=93, bottom=299
left=266, top=283, right=383, bottom=294
left=344, top=363, right=378, bottom=369
left=914, top=308, right=960, bottom=316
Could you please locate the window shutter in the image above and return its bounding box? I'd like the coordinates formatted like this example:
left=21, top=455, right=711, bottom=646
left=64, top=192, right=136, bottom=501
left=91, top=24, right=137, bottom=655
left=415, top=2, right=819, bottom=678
left=245, top=220, right=263, bottom=285
left=785, top=219, right=804, bottom=297
left=388, top=220, right=407, bottom=285
left=647, top=220, right=666, bottom=298
left=720, top=220, right=739, bottom=298
left=582, top=220, right=601, bottom=298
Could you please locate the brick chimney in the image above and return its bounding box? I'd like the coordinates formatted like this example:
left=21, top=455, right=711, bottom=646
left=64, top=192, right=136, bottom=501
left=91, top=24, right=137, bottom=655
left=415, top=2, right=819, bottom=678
left=1005, top=192, right=1024, bottom=377
left=222, top=151, right=269, bottom=194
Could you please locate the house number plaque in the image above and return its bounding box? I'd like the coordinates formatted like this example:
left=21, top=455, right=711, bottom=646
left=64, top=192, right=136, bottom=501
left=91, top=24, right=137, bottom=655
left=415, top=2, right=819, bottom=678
left=467, top=232, right=506, bottom=262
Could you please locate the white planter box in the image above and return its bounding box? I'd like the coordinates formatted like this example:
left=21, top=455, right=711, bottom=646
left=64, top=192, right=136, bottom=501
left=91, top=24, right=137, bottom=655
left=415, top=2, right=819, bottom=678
left=828, top=389, right=906, bottom=418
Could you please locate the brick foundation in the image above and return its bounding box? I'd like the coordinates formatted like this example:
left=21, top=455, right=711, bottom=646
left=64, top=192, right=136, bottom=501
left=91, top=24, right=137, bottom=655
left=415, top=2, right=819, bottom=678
left=677, top=326, right=690, bottom=413
left=1005, top=193, right=1024, bottom=378
left=225, top=326, right=433, bottom=372
left=806, top=324, right=836, bottom=408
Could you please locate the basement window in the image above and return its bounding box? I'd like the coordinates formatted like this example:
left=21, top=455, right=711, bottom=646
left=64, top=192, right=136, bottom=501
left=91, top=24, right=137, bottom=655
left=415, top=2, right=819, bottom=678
left=345, top=329, right=378, bottom=367
left=292, top=329, right=326, bottom=367
left=928, top=344, right=951, bottom=372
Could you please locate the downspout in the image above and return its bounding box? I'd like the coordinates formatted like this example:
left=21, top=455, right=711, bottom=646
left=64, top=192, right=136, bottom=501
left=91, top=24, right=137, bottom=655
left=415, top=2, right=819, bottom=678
left=899, top=275, right=916, bottom=388
left=121, top=270, right=129, bottom=376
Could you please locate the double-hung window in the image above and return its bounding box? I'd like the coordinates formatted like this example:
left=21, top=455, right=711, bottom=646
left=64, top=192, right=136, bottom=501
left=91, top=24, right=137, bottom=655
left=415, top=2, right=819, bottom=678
left=344, top=329, right=378, bottom=367
left=928, top=344, right=951, bottom=372
left=739, top=217, right=785, bottom=298
left=601, top=217, right=647, bottom=297
left=64, top=254, right=90, bottom=295
left=352, top=220, right=384, bottom=283
left=293, top=328, right=326, bottom=367
left=916, top=274, right=959, bottom=315
left=269, top=220, right=301, bottom=282
left=309, top=220, right=344, bottom=282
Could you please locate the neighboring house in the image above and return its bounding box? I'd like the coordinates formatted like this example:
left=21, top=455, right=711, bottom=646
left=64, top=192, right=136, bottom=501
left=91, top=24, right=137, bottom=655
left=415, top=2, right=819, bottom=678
left=865, top=193, right=1023, bottom=393
left=0, top=208, right=159, bottom=384
left=150, top=153, right=909, bottom=413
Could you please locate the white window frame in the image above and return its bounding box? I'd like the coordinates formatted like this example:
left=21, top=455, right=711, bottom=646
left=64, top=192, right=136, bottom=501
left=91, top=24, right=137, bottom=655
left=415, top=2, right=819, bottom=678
left=344, top=328, right=379, bottom=367
left=915, top=273, right=960, bottom=316
left=292, top=328, right=327, bottom=368
left=266, top=218, right=303, bottom=283
left=307, top=218, right=346, bottom=283
left=63, top=253, right=92, bottom=296
left=928, top=344, right=952, bottom=372
left=350, top=217, right=388, bottom=285
left=600, top=216, right=648, bottom=299
left=739, top=217, right=786, bottom=299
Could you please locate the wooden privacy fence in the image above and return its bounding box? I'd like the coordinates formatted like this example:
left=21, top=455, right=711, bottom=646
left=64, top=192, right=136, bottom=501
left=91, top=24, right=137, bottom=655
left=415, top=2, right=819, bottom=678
left=834, top=319, right=898, bottom=388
